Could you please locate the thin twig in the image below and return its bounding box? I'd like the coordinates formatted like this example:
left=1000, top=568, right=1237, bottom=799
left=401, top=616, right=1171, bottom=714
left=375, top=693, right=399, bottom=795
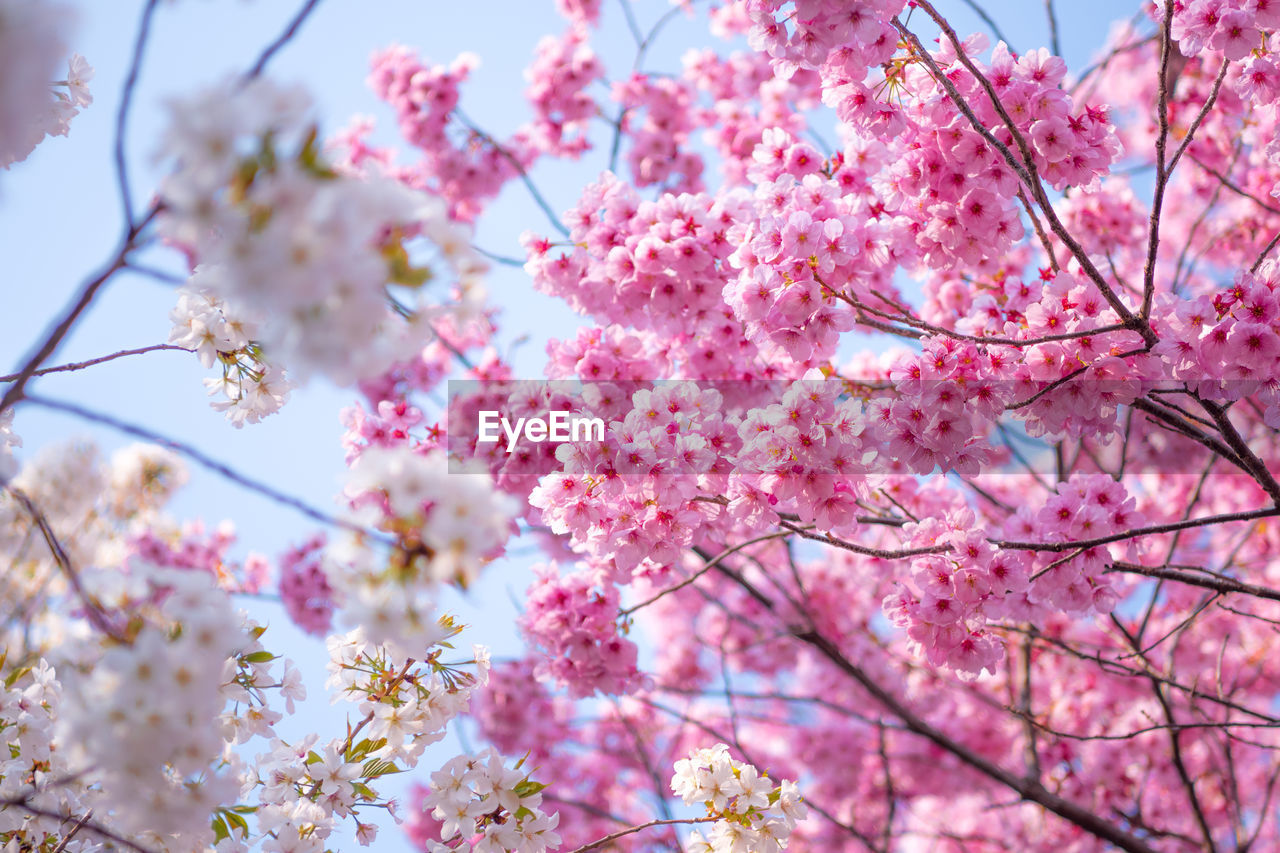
left=114, top=0, right=161, bottom=228
left=0, top=205, right=158, bottom=416
left=1043, top=0, right=1061, bottom=57
left=0, top=800, right=157, bottom=853
left=621, top=531, right=789, bottom=616
left=454, top=108, right=569, bottom=237
left=565, top=816, right=718, bottom=853
left=0, top=344, right=190, bottom=383
left=244, top=0, right=323, bottom=80
left=5, top=487, right=126, bottom=642
left=25, top=394, right=392, bottom=544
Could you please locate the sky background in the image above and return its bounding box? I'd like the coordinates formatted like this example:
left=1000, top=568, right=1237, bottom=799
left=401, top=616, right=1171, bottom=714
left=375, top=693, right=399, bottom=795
left=0, top=0, right=1142, bottom=848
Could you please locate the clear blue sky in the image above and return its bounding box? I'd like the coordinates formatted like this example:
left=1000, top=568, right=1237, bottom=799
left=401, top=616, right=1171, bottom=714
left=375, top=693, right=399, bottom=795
left=0, top=1, right=1139, bottom=848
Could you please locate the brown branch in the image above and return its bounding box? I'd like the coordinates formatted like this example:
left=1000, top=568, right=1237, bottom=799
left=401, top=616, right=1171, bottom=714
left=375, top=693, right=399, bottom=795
left=26, top=394, right=392, bottom=544
left=621, top=531, right=790, bottom=616
left=244, top=0, right=323, bottom=80
left=994, top=506, right=1280, bottom=553
left=565, top=816, right=719, bottom=853
left=1, top=799, right=157, bottom=853
left=0, top=203, right=156, bottom=417
left=1110, top=561, right=1280, bottom=604
left=1111, top=617, right=1219, bottom=852
left=0, top=344, right=191, bottom=383
left=5, top=487, right=126, bottom=642
left=788, top=623, right=1160, bottom=852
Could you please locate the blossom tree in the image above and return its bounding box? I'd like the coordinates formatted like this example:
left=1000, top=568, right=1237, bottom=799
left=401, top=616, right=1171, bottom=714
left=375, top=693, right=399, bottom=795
left=4, top=0, right=1280, bottom=851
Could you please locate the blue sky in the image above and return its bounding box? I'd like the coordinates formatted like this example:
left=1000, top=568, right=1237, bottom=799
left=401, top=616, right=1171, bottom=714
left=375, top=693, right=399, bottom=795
left=0, top=0, right=1140, bottom=848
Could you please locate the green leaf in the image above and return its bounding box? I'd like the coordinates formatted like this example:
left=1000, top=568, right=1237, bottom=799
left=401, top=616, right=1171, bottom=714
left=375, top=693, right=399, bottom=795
left=514, top=779, right=549, bottom=798
left=305, top=750, right=323, bottom=765
left=297, top=125, right=338, bottom=180
left=382, top=239, right=433, bottom=289
left=211, top=815, right=230, bottom=844
left=346, top=737, right=387, bottom=764
left=243, top=651, right=276, bottom=664
left=225, top=810, right=250, bottom=838
left=362, top=758, right=403, bottom=778
left=3, top=665, right=31, bottom=689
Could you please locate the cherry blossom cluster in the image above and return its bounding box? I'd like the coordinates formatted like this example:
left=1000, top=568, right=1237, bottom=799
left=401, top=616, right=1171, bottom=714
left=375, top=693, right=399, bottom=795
left=127, top=518, right=270, bottom=594
left=671, top=743, right=806, bottom=853
left=367, top=46, right=526, bottom=221
left=158, top=76, right=486, bottom=386
left=278, top=533, right=334, bottom=637
left=519, top=563, right=644, bottom=697
left=419, top=749, right=561, bottom=853
left=883, top=507, right=1023, bottom=677
left=872, top=38, right=1119, bottom=273
left=525, top=176, right=736, bottom=339
left=1165, top=0, right=1280, bottom=60
left=223, top=623, right=492, bottom=850
left=908, top=266, right=1148, bottom=441
left=0, top=661, right=73, bottom=850
left=744, top=0, right=902, bottom=78
left=169, top=276, right=292, bottom=426
left=729, top=379, right=875, bottom=532
left=0, top=440, right=209, bottom=655
left=1012, top=473, right=1144, bottom=614
left=876, top=338, right=1010, bottom=476
left=326, top=447, right=518, bottom=657
left=524, top=27, right=603, bottom=158
left=58, top=565, right=247, bottom=847
left=526, top=382, right=726, bottom=578
left=613, top=72, right=705, bottom=191
left=1153, top=259, right=1280, bottom=425
left=682, top=48, right=823, bottom=185
left=725, top=140, right=888, bottom=363
left=0, top=0, right=92, bottom=171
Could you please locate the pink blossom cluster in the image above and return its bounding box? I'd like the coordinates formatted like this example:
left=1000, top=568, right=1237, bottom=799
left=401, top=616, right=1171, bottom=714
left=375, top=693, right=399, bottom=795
left=744, top=0, right=904, bottom=78
left=524, top=27, right=603, bottom=157
left=544, top=326, right=671, bottom=382
left=341, top=398, right=431, bottom=466
left=879, top=473, right=1142, bottom=678
left=1166, top=0, right=1280, bottom=60
left=876, top=337, right=1011, bottom=475
left=725, top=138, right=890, bottom=363
left=1009, top=473, right=1145, bottom=614
left=729, top=380, right=874, bottom=532
left=519, top=563, right=644, bottom=698
left=1153, top=259, right=1280, bottom=426
left=367, top=47, right=522, bottom=221
left=126, top=520, right=269, bottom=594
left=613, top=72, right=705, bottom=191
left=278, top=535, right=333, bottom=637
left=877, top=40, right=1119, bottom=272
left=528, top=383, right=726, bottom=576
left=884, top=507, right=1026, bottom=678
left=523, top=178, right=794, bottom=381
left=682, top=48, right=820, bottom=185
